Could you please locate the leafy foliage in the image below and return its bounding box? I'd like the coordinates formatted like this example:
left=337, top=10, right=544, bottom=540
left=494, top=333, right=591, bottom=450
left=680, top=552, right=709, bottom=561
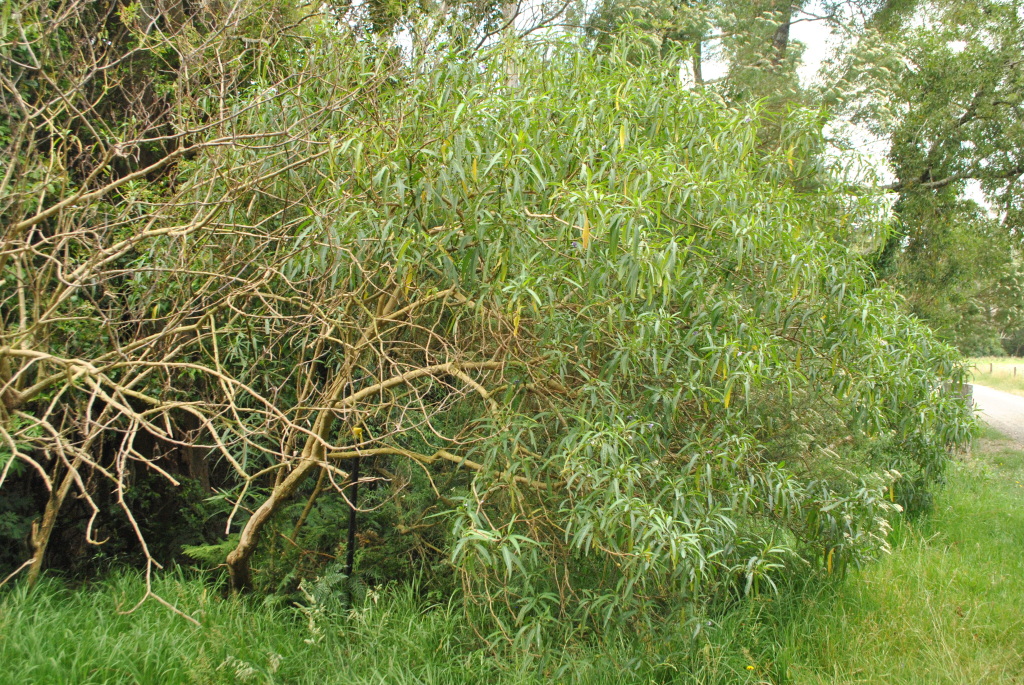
left=0, top=0, right=972, bottom=644
left=821, top=0, right=1024, bottom=352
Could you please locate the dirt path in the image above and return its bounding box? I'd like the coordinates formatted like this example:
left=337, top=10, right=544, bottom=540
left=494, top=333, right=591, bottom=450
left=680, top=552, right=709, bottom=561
left=971, top=383, right=1024, bottom=444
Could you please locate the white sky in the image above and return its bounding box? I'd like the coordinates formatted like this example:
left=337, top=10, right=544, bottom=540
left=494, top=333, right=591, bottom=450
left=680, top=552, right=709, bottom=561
left=793, top=5, right=835, bottom=86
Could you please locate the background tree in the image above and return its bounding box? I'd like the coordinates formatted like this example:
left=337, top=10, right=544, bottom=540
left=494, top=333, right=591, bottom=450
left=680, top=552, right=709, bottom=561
left=822, top=0, right=1024, bottom=352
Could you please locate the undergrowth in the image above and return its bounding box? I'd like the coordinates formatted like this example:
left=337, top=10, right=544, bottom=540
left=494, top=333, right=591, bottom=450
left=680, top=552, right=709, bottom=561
left=1, top=428, right=1020, bottom=684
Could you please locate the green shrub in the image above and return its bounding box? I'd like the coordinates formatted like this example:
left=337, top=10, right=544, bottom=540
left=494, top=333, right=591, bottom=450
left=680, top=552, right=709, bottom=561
left=0, top=7, right=973, bottom=642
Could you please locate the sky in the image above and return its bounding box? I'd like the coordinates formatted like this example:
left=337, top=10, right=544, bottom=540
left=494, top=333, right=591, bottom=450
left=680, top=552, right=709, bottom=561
left=792, top=3, right=838, bottom=86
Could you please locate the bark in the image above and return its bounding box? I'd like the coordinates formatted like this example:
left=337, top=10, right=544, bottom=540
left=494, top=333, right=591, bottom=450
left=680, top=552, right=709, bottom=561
left=290, top=466, right=327, bottom=541
left=27, top=458, right=81, bottom=586
left=693, top=40, right=704, bottom=86
left=225, top=408, right=337, bottom=590
left=771, top=2, right=793, bottom=66
left=503, top=1, right=521, bottom=88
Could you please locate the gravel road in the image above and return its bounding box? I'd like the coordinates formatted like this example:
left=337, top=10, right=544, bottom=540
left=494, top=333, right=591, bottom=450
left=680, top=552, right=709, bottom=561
left=971, top=384, right=1024, bottom=444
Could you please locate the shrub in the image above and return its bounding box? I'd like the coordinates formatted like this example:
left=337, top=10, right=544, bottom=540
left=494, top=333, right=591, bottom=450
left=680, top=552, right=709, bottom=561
left=0, top=5, right=972, bottom=642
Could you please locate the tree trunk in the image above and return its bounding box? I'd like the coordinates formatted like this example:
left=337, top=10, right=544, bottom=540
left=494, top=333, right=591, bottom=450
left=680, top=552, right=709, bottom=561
left=225, top=408, right=337, bottom=590
left=27, top=458, right=81, bottom=586
left=693, top=40, right=704, bottom=86
left=290, top=466, right=327, bottom=541
left=503, top=1, right=520, bottom=88
left=771, top=2, right=793, bottom=65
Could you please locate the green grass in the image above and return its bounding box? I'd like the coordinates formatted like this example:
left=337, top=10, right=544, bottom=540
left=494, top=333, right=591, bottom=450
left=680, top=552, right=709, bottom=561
left=2, top=430, right=1022, bottom=684
left=0, top=572, right=767, bottom=684
left=773, top=425, right=1024, bottom=683
left=969, top=357, right=1024, bottom=397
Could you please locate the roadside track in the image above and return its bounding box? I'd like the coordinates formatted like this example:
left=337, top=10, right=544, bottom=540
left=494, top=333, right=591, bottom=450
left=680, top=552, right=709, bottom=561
left=971, top=383, right=1024, bottom=444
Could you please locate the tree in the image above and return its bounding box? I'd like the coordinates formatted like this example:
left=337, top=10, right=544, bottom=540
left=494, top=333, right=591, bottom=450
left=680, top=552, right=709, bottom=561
left=820, top=0, right=1024, bottom=351
left=895, top=198, right=1022, bottom=354
left=0, top=0, right=357, bottom=595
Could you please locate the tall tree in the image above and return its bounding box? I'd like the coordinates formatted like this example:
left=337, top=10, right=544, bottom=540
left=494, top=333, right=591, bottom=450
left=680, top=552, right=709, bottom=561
left=822, top=0, right=1024, bottom=351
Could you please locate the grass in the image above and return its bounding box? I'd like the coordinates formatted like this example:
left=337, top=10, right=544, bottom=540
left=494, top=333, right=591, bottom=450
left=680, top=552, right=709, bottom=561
left=2, top=429, right=1022, bottom=684
left=0, top=573, right=774, bottom=684
left=969, top=357, right=1024, bottom=397
left=769, top=425, right=1024, bottom=683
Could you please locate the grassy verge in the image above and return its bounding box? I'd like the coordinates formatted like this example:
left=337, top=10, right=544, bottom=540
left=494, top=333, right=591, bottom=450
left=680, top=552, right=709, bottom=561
left=2, top=430, right=1021, bottom=684
left=773, top=425, right=1024, bottom=683
left=969, top=357, right=1024, bottom=396
left=0, top=572, right=775, bottom=684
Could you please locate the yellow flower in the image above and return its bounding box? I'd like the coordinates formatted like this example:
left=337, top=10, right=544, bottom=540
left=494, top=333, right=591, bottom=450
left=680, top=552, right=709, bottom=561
left=746, top=665, right=755, bottom=670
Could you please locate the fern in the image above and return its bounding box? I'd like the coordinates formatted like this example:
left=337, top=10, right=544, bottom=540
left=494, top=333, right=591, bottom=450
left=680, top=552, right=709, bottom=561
left=182, top=535, right=240, bottom=567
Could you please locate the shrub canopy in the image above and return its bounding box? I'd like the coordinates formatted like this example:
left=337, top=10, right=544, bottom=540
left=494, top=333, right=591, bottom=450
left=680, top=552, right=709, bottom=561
left=0, top=3, right=971, bottom=640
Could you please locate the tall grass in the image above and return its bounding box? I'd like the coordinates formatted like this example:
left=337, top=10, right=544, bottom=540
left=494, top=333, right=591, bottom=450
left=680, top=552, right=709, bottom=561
left=970, top=357, right=1024, bottom=396
left=772, top=426, right=1024, bottom=683
left=0, top=574, right=515, bottom=685
left=2, top=429, right=1021, bottom=684
left=0, top=572, right=768, bottom=684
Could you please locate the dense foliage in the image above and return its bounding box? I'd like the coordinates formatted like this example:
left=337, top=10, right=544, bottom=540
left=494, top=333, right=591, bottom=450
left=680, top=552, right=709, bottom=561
left=1, top=0, right=972, bottom=643
left=821, top=0, right=1024, bottom=354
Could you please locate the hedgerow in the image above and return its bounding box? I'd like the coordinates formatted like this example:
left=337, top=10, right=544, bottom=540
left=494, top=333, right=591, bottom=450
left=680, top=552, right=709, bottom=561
left=0, top=4, right=971, bottom=643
